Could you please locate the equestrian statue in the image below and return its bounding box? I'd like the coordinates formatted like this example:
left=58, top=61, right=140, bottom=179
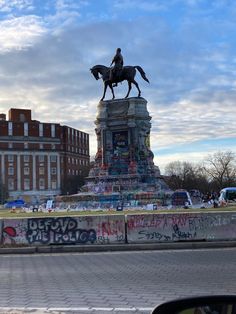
left=90, top=48, right=150, bottom=101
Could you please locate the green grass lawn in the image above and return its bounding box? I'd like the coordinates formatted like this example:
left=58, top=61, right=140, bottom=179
left=0, top=205, right=235, bottom=219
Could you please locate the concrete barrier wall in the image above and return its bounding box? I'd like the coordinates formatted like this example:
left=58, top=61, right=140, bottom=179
left=2, top=212, right=236, bottom=247
left=127, top=212, right=236, bottom=243
left=2, top=215, right=125, bottom=246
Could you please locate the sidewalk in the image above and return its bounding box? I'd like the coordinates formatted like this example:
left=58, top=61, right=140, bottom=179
left=1, top=240, right=236, bottom=254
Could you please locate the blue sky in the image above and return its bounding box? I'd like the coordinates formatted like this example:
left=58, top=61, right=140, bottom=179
left=0, top=0, right=235, bottom=172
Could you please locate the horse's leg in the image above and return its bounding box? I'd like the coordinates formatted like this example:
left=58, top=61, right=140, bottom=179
left=132, top=79, right=141, bottom=97
left=125, top=81, right=132, bottom=98
left=101, top=82, right=108, bottom=101
left=109, top=82, right=115, bottom=99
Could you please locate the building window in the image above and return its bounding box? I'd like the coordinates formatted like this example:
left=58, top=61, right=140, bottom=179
left=51, top=180, right=57, bottom=189
left=24, top=178, right=30, bottom=190
left=24, top=167, right=30, bottom=175
left=24, top=142, right=28, bottom=149
left=51, top=144, right=56, bottom=149
left=8, top=178, right=14, bottom=191
left=8, top=143, right=13, bottom=149
left=24, top=122, right=28, bottom=136
left=19, top=113, right=26, bottom=122
left=8, top=167, right=14, bottom=175
left=39, top=124, right=43, bottom=137
left=8, top=122, right=13, bottom=136
left=51, top=124, right=55, bottom=138
left=8, top=155, right=14, bottom=162
left=39, top=178, right=45, bottom=190
left=39, top=167, right=44, bottom=175
left=40, top=143, right=43, bottom=149
left=51, top=167, right=57, bottom=175
left=50, top=155, right=57, bottom=162
left=24, top=155, right=29, bottom=162
left=39, top=155, right=44, bottom=162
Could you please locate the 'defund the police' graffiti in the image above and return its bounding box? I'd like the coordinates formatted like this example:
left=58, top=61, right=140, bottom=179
left=26, top=217, right=97, bottom=244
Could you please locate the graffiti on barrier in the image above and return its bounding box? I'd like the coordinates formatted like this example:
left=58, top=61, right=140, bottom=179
left=2, top=215, right=125, bottom=246
left=3, top=220, right=28, bottom=245
left=26, top=217, right=97, bottom=244
left=127, top=214, right=226, bottom=231
left=138, top=230, right=171, bottom=241
left=172, top=224, right=196, bottom=240
left=138, top=224, right=196, bottom=241
left=128, top=213, right=236, bottom=243
left=97, top=219, right=124, bottom=237
left=3, top=226, right=17, bottom=244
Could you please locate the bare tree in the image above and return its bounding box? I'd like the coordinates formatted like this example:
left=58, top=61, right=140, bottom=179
left=164, top=161, right=199, bottom=191
left=203, top=151, right=236, bottom=190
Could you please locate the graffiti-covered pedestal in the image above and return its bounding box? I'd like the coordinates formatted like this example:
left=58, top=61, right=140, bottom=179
left=84, top=97, right=167, bottom=194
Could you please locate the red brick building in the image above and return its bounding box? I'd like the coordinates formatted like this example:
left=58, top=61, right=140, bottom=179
left=0, top=108, right=90, bottom=201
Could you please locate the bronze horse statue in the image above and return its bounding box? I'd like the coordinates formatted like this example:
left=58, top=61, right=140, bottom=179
left=90, top=64, right=149, bottom=101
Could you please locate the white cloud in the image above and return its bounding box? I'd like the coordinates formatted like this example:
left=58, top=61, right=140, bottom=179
left=55, top=0, right=88, bottom=11
left=0, top=16, right=46, bottom=53
left=149, top=92, right=236, bottom=151
left=47, top=0, right=90, bottom=31
left=0, top=0, right=33, bottom=12
left=113, top=0, right=167, bottom=11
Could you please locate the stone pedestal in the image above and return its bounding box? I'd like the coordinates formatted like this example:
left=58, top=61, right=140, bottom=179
left=84, top=97, right=167, bottom=194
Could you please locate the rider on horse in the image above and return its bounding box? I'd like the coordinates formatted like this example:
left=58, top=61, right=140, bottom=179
left=109, top=48, right=123, bottom=87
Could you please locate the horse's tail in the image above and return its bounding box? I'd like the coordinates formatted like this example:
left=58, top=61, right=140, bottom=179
left=135, top=66, right=150, bottom=83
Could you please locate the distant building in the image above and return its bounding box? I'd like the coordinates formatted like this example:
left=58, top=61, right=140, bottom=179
left=0, top=108, right=90, bottom=201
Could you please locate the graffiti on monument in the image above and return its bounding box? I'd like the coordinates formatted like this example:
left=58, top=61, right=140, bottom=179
left=110, top=131, right=129, bottom=175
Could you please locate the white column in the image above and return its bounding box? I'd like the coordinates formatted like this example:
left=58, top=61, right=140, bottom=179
left=32, top=153, right=36, bottom=190
left=57, top=154, right=61, bottom=189
left=1, top=154, right=5, bottom=184
left=48, top=155, right=51, bottom=190
left=17, top=154, right=21, bottom=190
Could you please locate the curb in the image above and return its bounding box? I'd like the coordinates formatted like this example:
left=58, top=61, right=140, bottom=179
left=0, top=241, right=236, bottom=254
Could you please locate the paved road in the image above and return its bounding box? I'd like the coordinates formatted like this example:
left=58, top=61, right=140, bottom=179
left=0, top=248, right=236, bottom=314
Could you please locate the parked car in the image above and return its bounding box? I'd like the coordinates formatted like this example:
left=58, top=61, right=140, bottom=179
left=171, top=189, right=192, bottom=208
left=4, top=199, right=25, bottom=209
left=219, top=187, right=236, bottom=206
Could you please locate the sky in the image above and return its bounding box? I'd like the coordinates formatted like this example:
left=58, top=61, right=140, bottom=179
left=0, top=0, right=235, bottom=173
